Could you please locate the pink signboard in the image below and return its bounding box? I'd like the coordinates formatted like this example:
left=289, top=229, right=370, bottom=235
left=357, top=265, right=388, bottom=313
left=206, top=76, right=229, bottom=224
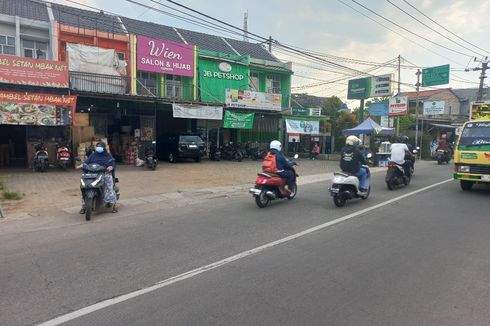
left=137, top=35, right=194, bottom=77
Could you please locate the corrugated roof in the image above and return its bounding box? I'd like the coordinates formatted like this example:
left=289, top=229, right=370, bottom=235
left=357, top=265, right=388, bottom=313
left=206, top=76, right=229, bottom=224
left=225, top=37, right=277, bottom=61
left=51, top=3, right=126, bottom=35
left=452, top=88, right=483, bottom=101
left=175, top=28, right=232, bottom=53
left=0, top=0, right=49, bottom=22
left=401, top=89, right=452, bottom=99
left=120, top=16, right=183, bottom=43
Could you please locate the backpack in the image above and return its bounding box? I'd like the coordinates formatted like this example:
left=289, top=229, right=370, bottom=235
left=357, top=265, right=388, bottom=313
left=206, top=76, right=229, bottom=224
left=262, top=151, right=277, bottom=173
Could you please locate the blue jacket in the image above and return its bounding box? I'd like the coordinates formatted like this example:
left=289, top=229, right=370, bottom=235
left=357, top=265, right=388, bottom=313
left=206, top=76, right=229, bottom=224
left=85, top=151, right=116, bottom=170
left=270, top=149, right=293, bottom=172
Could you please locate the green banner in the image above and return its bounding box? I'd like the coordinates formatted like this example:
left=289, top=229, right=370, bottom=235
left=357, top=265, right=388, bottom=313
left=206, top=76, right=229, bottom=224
left=223, top=111, right=254, bottom=129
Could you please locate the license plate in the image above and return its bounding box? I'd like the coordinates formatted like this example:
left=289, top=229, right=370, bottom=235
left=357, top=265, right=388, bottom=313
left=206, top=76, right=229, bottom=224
left=189, top=144, right=197, bottom=148
left=482, top=175, right=490, bottom=181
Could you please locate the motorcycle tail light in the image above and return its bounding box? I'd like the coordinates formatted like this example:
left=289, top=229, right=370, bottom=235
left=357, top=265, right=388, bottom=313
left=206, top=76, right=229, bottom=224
left=388, top=162, right=395, bottom=168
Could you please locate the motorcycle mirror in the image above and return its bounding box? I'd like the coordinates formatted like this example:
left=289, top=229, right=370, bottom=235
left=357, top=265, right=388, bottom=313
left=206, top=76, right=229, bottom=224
left=367, top=153, right=373, bottom=158
left=294, top=154, right=299, bottom=159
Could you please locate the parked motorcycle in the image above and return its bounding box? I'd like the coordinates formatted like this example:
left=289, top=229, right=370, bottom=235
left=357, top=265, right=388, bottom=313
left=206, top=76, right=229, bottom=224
left=145, top=141, right=158, bottom=170
left=249, top=154, right=299, bottom=208
left=221, top=142, right=243, bottom=161
left=79, top=162, right=120, bottom=221
left=435, top=149, right=451, bottom=164
left=33, top=143, right=49, bottom=172
left=244, top=142, right=265, bottom=160
left=209, top=143, right=221, bottom=161
left=56, top=143, right=71, bottom=170
left=329, top=155, right=371, bottom=207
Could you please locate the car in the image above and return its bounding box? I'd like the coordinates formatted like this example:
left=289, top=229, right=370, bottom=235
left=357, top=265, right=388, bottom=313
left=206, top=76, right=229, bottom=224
left=157, top=133, right=205, bottom=163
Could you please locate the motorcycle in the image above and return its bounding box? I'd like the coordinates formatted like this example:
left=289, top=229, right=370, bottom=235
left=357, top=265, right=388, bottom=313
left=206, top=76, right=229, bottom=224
left=385, top=161, right=410, bottom=190
left=435, top=149, right=451, bottom=164
left=209, top=143, right=221, bottom=161
left=145, top=141, right=158, bottom=170
left=56, top=143, right=71, bottom=170
left=79, top=161, right=120, bottom=221
left=249, top=154, right=299, bottom=208
left=221, top=142, right=243, bottom=161
left=329, top=154, right=371, bottom=207
left=33, top=143, right=49, bottom=172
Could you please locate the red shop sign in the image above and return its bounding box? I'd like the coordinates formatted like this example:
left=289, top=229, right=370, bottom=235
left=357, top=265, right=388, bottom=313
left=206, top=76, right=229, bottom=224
left=0, top=54, right=69, bottom=88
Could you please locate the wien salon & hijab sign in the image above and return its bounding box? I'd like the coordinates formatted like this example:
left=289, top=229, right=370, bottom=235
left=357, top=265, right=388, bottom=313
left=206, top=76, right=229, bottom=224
left=137, top=35, right=194, bottom=77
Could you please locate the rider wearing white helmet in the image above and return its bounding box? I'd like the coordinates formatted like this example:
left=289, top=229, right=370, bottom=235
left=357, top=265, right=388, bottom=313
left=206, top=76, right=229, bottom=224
left=269, top=140, right=295, bottom=192
left=340, top=135, right=368, bottom=193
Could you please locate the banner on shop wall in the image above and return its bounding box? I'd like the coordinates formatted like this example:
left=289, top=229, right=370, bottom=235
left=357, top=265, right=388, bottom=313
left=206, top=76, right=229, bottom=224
left=0, top=54, right=69, bottom=88
left=137, top=35, right=194, bottom=77
left=172, top=104, right=223, bottom=120
left=285, top=119, right=320, bottom=134
left=389, top=96, right=408, bottom=116
left=423, top=101, right=445, bottom=115
left=0, top=91, right=76, bottom=126
left=223, top=111, right=254, bottom=129
left=225, top=89, right=282, bottom=111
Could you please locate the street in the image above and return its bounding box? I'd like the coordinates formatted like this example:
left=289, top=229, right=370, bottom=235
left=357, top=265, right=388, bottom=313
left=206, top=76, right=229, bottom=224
left=1, top=162, right=490, bottom=326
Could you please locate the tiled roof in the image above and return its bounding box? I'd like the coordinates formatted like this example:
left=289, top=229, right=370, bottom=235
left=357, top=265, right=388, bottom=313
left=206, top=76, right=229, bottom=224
left=0, top=0, right=49, bottom=22
left=51, top=3, right=126, bottom=35
left=452, top=88, right=485, bottom=101
left=120, top=17, right=183, bottom=43
left=225, top=37, right=276, bottom=61
left=175, top=28, right=233, bottom=53
left=401, top=88, right=452, bottom=99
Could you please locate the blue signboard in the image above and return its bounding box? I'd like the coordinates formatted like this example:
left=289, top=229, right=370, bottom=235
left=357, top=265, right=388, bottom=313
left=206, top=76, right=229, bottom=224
left=368, top=102, right=389, bottom=116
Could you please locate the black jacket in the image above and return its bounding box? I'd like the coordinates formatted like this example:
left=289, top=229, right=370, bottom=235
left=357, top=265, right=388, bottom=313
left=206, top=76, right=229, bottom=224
left=340, top=145, right=366, bottom=174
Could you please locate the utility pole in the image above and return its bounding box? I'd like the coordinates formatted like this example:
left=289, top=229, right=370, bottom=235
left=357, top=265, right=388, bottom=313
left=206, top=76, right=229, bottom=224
left=268, top=36, right=272, bottom=53
left=243, top=11, right=249, bottom=42
left=397, top=54, right=401, bottom=136
left=414, top=69, right=421, bottom=152
left=466, top=56, right=489, bottom=101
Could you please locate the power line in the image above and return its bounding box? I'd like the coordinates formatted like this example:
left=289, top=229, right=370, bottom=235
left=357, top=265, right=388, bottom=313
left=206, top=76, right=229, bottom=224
left=336, top=0, right=466, bottom=68
left=349, top=0, right=474, bottom=58
left=385, top=0, right=484, bottom=57
left=401, top=0, right=490, bottom=55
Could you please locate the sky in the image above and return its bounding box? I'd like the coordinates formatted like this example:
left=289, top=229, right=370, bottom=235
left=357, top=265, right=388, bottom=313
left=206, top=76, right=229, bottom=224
left=52, top=0, right=490, bottom=105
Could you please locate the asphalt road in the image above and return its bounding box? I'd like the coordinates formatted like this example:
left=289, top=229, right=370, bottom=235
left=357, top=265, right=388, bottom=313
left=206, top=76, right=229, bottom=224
left=2, top=162, right=490, bottom=326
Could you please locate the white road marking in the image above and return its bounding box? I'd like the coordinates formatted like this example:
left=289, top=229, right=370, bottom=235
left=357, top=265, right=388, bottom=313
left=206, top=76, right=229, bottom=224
left=38, top=178, right=453, bottom=326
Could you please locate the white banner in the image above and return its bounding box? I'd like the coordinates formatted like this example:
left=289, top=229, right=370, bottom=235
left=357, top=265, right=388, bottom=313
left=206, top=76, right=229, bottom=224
left=285, top=119, right=320, bottom=134
left=172, top=104, right=223, bottom=120
left=389, top=96, right=408, bottom=116
left=380, top=116, right=389, bottom=128
left=423, top=101, right=445, bottom=115
left=225, top=89, right=282, bottom=111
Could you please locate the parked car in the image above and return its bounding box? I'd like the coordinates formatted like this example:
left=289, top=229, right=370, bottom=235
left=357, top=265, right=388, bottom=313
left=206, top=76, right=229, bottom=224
left=157, top=133, right=205, bottom=163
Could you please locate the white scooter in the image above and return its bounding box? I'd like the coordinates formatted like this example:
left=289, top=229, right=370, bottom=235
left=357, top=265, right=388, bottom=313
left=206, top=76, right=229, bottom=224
left=328, top=154, right=372, bottom=207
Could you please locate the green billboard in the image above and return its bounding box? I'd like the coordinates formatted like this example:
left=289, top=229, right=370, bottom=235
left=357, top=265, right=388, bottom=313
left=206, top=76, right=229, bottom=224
left=422, top=64, right=450, bottom=87
left=198, top=58, right=249, bottom=103
left=223, top=111, right=254, bottom=129
left=347, top=74, right=392, bottom=99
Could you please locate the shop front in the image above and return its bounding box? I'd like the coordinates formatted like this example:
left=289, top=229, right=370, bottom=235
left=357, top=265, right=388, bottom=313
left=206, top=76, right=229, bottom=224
left=282, top=116, right=329, bottom=155
left=0, top=90, right=76, bottom=168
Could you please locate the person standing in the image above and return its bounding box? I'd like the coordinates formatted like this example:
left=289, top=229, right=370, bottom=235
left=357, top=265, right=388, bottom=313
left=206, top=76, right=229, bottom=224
left=310, top=143, right=320, bottom=160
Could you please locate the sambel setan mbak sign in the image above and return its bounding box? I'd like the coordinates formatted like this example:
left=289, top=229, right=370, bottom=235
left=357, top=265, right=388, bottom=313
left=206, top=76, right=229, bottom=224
left=137, top=35, right=194, bottom=77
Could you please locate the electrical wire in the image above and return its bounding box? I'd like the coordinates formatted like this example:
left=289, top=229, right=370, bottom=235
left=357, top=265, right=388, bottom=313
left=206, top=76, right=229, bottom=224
left=385, top=0, right=484, bottom=57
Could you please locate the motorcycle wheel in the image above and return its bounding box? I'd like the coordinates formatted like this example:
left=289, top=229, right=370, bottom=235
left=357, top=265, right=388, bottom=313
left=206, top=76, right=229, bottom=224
left=333, top=195, right=346, bottom=207
left=361, top=186, right=370, bottom=199
left=151, top=163, right=157, bottom=170
left=168, top=153, right=175, bottom=163
left=386, top=179, right=395, bottom=190
left=287, top=184, right=297, bottom=200
left=255, top=190, right=270, bottom=208
left=85, top=197, right=93, bottom=221
left=437, top=158, right=442, bottom=165
left=403, top=175, right=411, bottom=186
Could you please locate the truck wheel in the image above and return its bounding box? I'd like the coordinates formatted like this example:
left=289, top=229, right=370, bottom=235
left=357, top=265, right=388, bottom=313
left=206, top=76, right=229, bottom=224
left=460, top=180, right=474, bottom=191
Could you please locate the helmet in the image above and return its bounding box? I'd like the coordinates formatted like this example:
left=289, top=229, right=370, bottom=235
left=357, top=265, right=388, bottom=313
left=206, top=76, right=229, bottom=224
left=398, top=135, right=409, bottom=143
left=270, top=140, right=282, bottom=151
left=346, top=135, right=361, bottom=146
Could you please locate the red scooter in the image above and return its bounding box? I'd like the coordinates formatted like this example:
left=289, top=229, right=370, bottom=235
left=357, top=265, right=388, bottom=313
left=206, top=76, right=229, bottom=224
left=249, top=154, right=298, bottom=208
left=56, top=143, right=71, bottom=170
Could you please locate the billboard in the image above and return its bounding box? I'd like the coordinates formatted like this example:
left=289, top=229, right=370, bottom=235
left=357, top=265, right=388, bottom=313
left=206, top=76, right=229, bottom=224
left=367, top=102, right=389, bottom=116
left=423, top=101, right=445, bottom=115
left=388, top=96, right=408, bottom=116
left=137, top=35, right=194, bottom=76
left=347, top=74, right=392, bottom=99
left=225, top=89, right=281, bottom=111
left=285, top=119, right=320, bottom=134
left=0, top=54, right=68, bottom=88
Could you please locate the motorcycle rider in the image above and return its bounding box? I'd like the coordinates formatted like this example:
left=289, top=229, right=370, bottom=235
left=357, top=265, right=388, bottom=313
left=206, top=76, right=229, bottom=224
left=77, top=140, right=118, bottom=214
left=390, top=135, right=414, bottom=178
left=340, top=135, right=368, bottom=194
left=269, top=140, right=295, bottom=192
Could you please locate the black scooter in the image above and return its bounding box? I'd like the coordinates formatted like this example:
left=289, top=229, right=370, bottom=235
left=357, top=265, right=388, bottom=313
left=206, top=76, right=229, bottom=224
left=80, top=162, right=120, bottom=221
left=145, top=141, right=158, bottom=170
left=33, top=143, right=49, bottom=172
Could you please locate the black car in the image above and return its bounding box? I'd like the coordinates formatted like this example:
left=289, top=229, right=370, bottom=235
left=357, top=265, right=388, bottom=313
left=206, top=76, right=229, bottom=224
left=157, top=133, right=205, bottom=163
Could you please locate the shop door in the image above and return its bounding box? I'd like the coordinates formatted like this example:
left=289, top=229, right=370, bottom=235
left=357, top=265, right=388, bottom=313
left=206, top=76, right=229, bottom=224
left=0, top=125, right=27, bottom=167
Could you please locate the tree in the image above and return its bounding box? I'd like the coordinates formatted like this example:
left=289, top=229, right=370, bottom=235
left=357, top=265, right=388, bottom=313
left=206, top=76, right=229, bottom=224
left=335, top=112, right=358, bottom=151
left=322, top=96, right=343, bottom=153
